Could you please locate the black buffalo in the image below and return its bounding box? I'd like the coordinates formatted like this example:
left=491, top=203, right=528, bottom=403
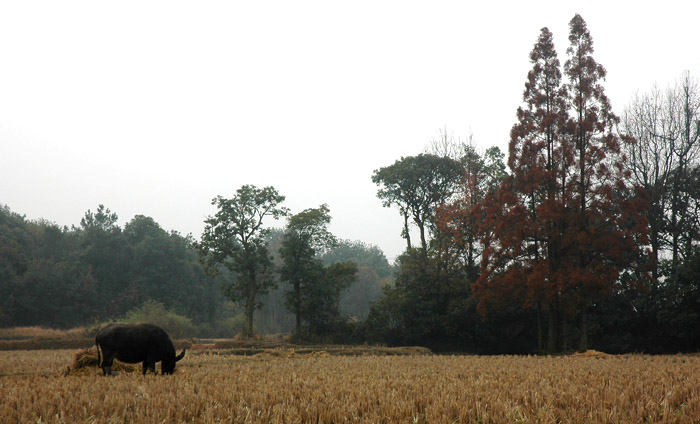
left=95, top=323, right=185, bottom=376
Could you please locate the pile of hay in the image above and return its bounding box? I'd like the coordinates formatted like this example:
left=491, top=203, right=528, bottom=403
left=250, top=349, right=332, bottom=359
left=252, top=349, right=298, bottom=359
left=64, top=347, right=140, bottom=376
left=571, top=350, right=612, bottom=358
left=189, top=343, right=216, bottom=351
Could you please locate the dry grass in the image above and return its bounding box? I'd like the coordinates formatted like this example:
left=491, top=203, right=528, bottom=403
left=0, top=326, right=85, bottom=340
left=210, top=345, right=432, bottom=357
left=0, top=326, right=94, bottom=351
left=0, top=350, right=699, bottom=423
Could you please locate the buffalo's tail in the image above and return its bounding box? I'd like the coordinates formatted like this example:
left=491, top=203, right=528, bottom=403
left=175, top=348, right=186, bottom=362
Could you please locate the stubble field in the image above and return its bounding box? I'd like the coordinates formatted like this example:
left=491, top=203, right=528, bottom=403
left=1, top=349, right=699, bottom=423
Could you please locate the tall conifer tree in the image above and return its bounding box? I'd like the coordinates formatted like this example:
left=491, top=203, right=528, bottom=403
left=474, top=16, right=648, bottom=352
left=563, top=14, right=647, bottom=350
left=475, top=27, right=569, bottom=352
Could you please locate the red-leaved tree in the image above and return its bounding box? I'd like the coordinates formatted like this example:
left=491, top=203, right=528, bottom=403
left=473, top=27, right=571, bottom=352
left=563, top=14, right=648, bottom=350
left=472, top=16, right=648, bottom=352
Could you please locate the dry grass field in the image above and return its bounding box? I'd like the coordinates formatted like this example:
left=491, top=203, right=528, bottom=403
left=1, top=348, right=699, bottom=423
left=0, top=326, right=86, bottom=340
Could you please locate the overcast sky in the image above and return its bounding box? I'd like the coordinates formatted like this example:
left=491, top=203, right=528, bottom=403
left=1, top=1, right=699, bottom=262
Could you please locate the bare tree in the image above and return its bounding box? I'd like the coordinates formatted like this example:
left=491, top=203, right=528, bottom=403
left=622, top=71, right=700, bottom=278
left=425, top=126, right=475, bottom=162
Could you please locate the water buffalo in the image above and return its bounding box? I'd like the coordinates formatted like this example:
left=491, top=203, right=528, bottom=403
left=95, top=323, right=185, bottom=376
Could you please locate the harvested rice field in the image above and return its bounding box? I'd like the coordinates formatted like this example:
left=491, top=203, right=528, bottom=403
left=1, top=349, right=699, bottom=423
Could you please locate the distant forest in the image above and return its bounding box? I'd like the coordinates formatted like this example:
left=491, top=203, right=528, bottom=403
left=0, top=203, right=390, bottom=339
left=1, top=14, right=699, bottom=353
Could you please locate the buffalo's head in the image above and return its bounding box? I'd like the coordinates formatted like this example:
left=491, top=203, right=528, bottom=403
left=162, top=349, right=186, bottom=374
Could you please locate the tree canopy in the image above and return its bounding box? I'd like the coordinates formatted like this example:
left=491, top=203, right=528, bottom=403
left=279, top=204, right=337, bottom=332
left=372, top=154, right=464, bottom=251
left=0, top=204, right=220, bottom=329
left=470, top=17, right=649, bottom=353
left=196, top=185, right=289, bottom=337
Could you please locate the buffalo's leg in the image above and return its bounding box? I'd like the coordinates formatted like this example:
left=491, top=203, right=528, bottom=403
left=97, top=344, right=114, bottom=376
left=142, top=360, right=156, bottom=375
left=101, top=353, right=115, bottom=376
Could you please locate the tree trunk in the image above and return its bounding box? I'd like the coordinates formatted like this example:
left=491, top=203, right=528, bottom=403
left=671, top=175, right=680, bottom=269
left=416, top=217, right=427, bottom=251
left=558, top=305, right=566, bottom=352
left=579, top=305, right=588, bottom=351
left=403, top=212, right=412, bottom=250
left=294, top=279, right=301, bottom=333
left=650, top=225, right=660, bottom=282
left=244, top=270, right=257, bottom=338
left=547, top=302, right=558, bottom=353
left=245, top=294, right=255, bottom=338
left=537, top=301, right=543, bottom=354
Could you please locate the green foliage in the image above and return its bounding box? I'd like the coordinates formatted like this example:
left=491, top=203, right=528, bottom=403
left=82, top=316, right=106, bottom=338
left=301, top=262, right=357, bottom=333
left=364, top=248, right=537, bottom=353
left=285, top=204, right=337, bottom=253
left=255, top=230, right=297, bottom=335
left=280, top=205, right=336, bottom=328
left=321, top=240, right=392, bottom=320
left=123, top=215, right=219, bottom=323
left=196, top=185, right=288, bottom=338
left=218, top=314, right=247, bottom=336
left=652, top=249, right=700, bottom=350
left=120, top=300, right=196, bottom=339
left=365, top=249, right=466, bottom=348
left=339, top=265, right=386, bottom=320
left=280, top=206, right=359, bottom=339
left=0, top=204, right=224, bottom=330
left=322, top=240, right=393, bottom=278
left=362, top=283, right=404, bottom=346
left=80, top=204, right=119, bottom=232
left=372, top=154, right=464, bottom=251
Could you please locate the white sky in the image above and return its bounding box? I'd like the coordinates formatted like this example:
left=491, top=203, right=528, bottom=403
left=1, top=1, right=699, bottom=263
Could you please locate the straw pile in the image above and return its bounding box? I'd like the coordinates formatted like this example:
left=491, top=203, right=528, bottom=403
left=251, top=350, right=332, bottom=359
left=571, top=349, right=613, bottom=358
left=189, top=343, right=216, bottom=351
left=64, top=347, right=140, bottom=376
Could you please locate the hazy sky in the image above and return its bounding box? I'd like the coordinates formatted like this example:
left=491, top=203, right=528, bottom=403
left=1, top=1, right=699, bottom=262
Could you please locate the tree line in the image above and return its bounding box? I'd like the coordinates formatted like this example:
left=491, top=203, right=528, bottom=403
left=366, top=14, right=700, bottom=354
left=1, top=14, right=698, bottom=353
left=0, top=201, right=389, bottom=340
left=0, top=204, right=218, bottom=329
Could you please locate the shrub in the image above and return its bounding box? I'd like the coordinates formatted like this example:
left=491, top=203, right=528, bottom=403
left=120, top=300, right=196, bottom=338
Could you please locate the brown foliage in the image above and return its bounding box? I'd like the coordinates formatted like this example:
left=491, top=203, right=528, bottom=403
left=464, top=16, right=649, bottom=352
